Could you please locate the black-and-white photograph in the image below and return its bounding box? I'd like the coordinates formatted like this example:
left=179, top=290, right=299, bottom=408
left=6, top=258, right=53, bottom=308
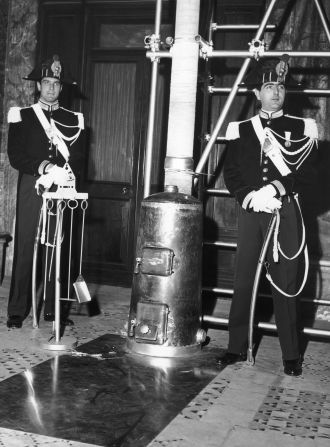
left=0, top=0, right=329, bottom=446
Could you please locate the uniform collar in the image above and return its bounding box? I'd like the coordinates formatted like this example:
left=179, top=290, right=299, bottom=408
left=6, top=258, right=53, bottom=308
left=38, top=99, right=60, bottom=112
left=259, top=109, right=283, bottom=120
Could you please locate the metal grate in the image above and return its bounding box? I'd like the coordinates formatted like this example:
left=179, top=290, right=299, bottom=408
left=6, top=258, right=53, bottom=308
left=250, top=386, right=330, bottom=439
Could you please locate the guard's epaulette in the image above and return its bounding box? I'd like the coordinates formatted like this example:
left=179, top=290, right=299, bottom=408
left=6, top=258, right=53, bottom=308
left=7, top=106, right=22, bottom=123
left=225, top=118, right=250, bottom=140
left=285, top=114, right=318, bottom=139
left=60, top=106, right=84, bottom=129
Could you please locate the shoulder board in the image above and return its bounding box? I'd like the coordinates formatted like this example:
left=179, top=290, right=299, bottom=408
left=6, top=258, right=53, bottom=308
left=225, top=122, right=240, bottom=140
left=76, top=112, right=84, bottom=129
left=60, top=107, right=84, bottom=129
left=7, top=105, right=32, bottom=123
left=285, top=114, right=318, bottom=139
left=303, top=118, right=318, bottom=139
left=225, top=117, right=251, bottom=140
left=7, top=106, right=22, bottom=123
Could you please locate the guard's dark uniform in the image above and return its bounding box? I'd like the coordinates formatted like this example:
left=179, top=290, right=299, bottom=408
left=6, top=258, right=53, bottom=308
left=224, top=111, right=318, bottom=360
left=7, top=103, right=85, bottom=319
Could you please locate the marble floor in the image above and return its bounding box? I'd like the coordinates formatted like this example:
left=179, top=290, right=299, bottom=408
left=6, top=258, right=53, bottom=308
left=0, top=277, right=330, bottom=447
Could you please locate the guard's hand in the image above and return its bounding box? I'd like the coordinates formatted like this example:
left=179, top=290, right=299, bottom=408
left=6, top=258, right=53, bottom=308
left=47, top=165, right=71, bottom=185
left=250, top=185, right=277, bottom=212
left=35, top=173, right=53, bottom=195
left=252, top=185, right=277, bottom=201
left=250, top=184, right=281, bottom=213
left=251, top=195, right=282, bottom=213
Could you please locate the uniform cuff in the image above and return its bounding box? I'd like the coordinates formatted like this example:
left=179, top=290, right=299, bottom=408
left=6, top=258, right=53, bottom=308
left=38, top=160, right=50, bottom=175
left=242, top=191, right=255, bottom=210
left=270, top=180, right=286, bottom=196
left=38, top=161, right=54, bottom=175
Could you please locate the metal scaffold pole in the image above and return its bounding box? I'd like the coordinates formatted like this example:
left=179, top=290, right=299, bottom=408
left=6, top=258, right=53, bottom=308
left=143, top=0, right=162, bottom=198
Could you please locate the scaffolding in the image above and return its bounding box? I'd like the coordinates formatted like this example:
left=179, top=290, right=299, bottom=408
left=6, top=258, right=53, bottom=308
left=143, top=0, right=330, bottom=343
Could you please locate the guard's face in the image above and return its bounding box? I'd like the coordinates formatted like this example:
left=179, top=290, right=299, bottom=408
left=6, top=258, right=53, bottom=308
left=254, top=82, right=286, bottom=112
left=37, top=77, right=62, bottom=103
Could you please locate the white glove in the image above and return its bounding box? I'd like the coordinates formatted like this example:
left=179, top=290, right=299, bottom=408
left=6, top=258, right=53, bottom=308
left=47, top=165, right=71, bottom=185
left=253, top=184, right=277, bottom=200
left=35, top=173, right=54, bottom=195
left=259, top=196, right=282, bottom=213
left=250, top=185, right=281, bottom=213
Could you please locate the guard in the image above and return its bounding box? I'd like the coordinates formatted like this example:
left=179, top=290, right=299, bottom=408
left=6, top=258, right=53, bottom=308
left=217, top=56, right=318, bottom=376
left=7, top=55, right=85, bottom=328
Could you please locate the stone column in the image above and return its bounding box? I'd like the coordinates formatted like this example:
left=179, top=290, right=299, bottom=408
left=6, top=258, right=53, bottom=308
left=0, top=0, right=38, bottom=276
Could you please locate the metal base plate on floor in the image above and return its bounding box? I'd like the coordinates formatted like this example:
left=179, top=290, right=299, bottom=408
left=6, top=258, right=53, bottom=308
left=127, top=338, right=202, bottom=357
left=0, top=334, right=223, bottom=446
left=41, top=335, right=78, bottom=351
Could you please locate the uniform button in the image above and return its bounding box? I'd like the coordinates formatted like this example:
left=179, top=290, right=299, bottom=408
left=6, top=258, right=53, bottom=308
left=263, top=168, right=268, bottom=173
left=264, top=159, right=268, bottom=164
left=262, top=176, right=268, bottom=181
left=49, top=155, right=53, bottom=159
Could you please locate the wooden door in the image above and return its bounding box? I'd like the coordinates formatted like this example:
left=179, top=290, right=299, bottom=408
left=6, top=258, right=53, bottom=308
left=79, top=5, right=173, bottom=286
left=81, top=51, right=150, bottom=286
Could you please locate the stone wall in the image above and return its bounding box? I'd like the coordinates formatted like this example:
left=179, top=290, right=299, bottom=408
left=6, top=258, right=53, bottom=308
left=0, top=0, right=38, bottom=276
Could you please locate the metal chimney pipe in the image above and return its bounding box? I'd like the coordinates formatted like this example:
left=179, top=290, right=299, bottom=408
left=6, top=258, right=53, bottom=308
left=164, top=0, right=201, bottom=194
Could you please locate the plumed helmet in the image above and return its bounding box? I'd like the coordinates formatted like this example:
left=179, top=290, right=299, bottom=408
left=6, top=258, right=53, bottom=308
left=23, top=54, right=77, bottom=85
left=242, top=55, right=300, bottom=90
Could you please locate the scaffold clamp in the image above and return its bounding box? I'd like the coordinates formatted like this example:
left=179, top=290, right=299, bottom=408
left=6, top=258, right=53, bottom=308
left=144, top=33, right=161, bottom=52
left=248, top=38, right=265, bottom=60
left=195, top=35, right=213, bottom=60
